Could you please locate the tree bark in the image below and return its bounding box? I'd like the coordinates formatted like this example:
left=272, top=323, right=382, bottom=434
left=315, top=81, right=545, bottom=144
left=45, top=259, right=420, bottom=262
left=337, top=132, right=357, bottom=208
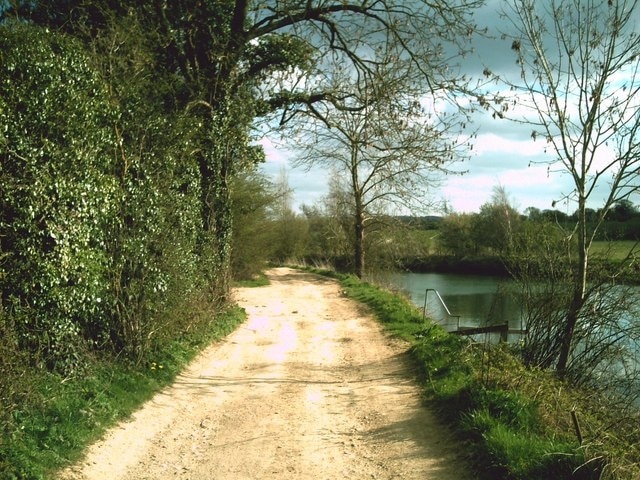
left=556, top=195, right=588, bottom=374
left=351, top=143, right=365, bottom=278
left=354, top=207, right=365, bottom=278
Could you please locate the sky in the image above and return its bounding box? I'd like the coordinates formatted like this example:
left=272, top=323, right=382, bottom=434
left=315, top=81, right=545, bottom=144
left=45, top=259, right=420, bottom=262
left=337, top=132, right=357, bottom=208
left=256, top=1, right=631, bottom=216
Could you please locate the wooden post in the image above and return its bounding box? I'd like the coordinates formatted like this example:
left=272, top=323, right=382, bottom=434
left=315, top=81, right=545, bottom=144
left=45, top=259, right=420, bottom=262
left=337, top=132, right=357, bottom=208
left=571, top=410, right=583, bottom=445
left=499, top=323, right=508, bottom=343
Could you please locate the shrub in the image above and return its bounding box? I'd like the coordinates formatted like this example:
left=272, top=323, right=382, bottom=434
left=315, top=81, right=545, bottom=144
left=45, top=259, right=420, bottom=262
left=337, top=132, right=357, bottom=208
left=0, top=23, right=117, bottom=372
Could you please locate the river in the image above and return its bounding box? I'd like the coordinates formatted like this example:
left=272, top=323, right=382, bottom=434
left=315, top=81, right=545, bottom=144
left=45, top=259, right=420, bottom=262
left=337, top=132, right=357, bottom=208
left=387, top=271, right=524, bottom=342
left=387, top=271, right=640, bottom=404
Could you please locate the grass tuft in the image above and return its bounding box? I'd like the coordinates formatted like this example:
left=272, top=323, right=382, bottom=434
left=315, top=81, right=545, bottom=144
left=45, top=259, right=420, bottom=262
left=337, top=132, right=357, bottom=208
left=233, top=273, right=270, bottom=288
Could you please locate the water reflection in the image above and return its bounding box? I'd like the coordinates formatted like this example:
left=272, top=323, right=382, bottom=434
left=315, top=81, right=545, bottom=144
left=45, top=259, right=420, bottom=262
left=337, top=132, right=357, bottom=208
left=389, top=272, right=524, bottom=341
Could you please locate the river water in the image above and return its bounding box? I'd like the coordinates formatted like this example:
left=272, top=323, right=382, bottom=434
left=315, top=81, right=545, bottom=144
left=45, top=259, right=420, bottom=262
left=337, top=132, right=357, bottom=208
left=388, top=271, right=640, bottom=405
left=387, top=272, right=524, bottom=342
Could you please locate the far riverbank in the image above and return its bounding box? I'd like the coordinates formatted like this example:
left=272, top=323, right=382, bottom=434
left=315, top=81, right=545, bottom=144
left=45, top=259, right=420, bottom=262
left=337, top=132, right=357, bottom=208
left=397, top=254, right=640, bottom=285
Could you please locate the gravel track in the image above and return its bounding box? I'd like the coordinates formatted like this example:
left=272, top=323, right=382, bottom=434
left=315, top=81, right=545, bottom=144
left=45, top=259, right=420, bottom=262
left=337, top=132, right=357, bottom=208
left=59, top=267, right=472, bottom=480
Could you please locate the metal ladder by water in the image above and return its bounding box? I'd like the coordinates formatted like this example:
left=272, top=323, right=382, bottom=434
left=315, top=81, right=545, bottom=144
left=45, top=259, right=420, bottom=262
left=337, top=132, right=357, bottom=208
left=423, top=288, right=460, bottom=330
left=424, top=288, right=518, bottom=342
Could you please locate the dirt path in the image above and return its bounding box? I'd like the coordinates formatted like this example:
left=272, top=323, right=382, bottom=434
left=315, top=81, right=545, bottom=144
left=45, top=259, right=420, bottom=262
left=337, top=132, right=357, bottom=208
left=60, top=267, right=472, bottom=479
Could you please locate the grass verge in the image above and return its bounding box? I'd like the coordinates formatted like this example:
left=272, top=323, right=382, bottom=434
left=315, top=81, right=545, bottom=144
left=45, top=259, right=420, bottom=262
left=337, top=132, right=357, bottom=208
left=0, top=306, right=246, bottom=480
left=325, top=270, right=638, bottom=480
left=233, top=272, right=270, bottom=288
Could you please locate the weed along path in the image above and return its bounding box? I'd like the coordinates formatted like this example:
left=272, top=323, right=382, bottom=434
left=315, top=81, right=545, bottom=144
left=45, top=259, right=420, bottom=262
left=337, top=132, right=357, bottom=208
left=60, top=267, right=471, bottom=480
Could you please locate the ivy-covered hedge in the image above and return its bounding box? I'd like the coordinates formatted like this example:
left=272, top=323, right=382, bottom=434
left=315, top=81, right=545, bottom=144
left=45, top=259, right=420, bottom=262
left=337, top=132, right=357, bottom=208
left=0, top=22, right=207, bottom=370
left=0, top=24, right=120, bottom=372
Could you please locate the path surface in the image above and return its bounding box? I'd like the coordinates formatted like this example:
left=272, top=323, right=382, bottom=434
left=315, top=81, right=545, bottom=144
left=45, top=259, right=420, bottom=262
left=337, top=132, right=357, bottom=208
left=60, top=268, right=472, bottom=479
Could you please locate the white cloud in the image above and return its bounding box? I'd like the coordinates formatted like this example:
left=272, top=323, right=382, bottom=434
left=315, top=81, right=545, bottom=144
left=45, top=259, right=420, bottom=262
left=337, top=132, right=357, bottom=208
left=257, top=137, right=290, bottom=166
left=472, top=132, right=546, bottom=157
left=439, top=162, right=569, bottom=214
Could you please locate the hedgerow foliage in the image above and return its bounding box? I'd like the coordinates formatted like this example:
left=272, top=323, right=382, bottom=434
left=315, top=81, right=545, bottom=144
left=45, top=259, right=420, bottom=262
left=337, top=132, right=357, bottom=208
left=0, top=24, right=119, bottom=372
left=0, top=21, right=206, bottom=370
left=0, top=25, right=224, bottom=473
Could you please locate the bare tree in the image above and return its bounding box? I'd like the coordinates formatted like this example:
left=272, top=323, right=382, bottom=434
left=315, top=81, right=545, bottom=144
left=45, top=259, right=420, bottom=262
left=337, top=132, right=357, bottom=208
left=291, top=56, right=467, bottom=277
left=499, top=0, right=640, bottom=375
left=472, top=185, right=521, bottom=254
left=155, top=0, right=483, bottom=291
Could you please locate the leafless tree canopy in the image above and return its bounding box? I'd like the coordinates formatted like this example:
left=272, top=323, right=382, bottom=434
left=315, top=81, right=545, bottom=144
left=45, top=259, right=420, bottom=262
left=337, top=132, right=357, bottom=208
left=287, top=47, right=471, bottom=276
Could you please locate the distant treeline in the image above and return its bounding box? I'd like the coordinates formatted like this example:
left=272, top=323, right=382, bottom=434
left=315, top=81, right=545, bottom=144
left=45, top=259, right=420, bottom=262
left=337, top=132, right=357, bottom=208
left=523, top=200, right=640, bottom=241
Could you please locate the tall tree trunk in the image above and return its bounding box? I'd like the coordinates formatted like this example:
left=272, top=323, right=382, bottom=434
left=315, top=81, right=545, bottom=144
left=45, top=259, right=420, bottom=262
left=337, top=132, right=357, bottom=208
left=557, top=195, right=588, bottom=374
left=197, top=116, right=233, bottom=302
left=211, top=155, right=232, bottom=300
left=557, top=288, right=583, bottom=375
left=354, top=207, right=365, bottom=278
left=199, top=155, right=214, bottom=233
left=352, top=149, right=365, bottom=278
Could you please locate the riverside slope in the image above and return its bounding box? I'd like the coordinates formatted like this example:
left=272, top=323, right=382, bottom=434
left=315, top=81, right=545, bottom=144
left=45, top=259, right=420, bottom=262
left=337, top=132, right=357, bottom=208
left=60, top=267, right=472, bottom=479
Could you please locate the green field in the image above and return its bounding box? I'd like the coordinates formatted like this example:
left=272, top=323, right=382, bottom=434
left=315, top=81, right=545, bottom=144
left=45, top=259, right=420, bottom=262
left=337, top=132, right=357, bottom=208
left=591, top=240, right=640, bottom=261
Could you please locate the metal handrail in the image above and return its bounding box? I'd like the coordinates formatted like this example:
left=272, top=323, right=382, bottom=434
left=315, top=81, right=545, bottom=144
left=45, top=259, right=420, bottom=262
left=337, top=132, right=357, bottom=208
left=423, top=288, right=460, bottom=328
